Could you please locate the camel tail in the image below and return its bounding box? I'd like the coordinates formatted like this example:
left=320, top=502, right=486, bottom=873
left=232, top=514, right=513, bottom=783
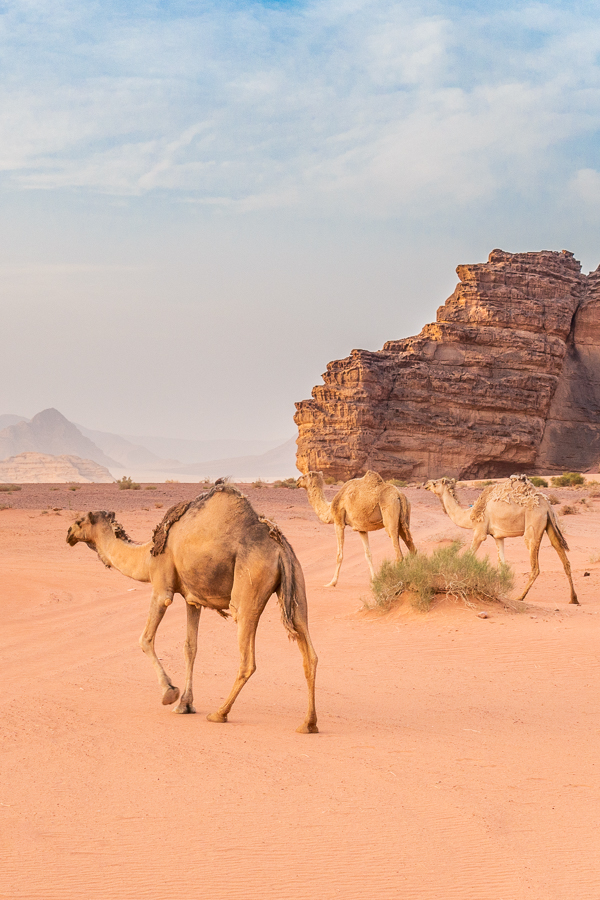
left=276, top=535, right=303, bottom=641
left=547, top=505, right=570, bottom=552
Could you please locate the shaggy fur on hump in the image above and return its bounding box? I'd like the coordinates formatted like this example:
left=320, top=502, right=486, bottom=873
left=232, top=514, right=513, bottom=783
left=151, top=482, right=244, bottom=557
left=470, top=476, right=541, bottom=523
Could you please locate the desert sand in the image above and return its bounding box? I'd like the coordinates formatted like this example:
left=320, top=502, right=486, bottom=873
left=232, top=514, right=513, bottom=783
left=2, top=481, right=600, bottom=899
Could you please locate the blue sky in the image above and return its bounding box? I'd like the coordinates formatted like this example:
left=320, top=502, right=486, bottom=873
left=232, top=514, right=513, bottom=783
left=1, top=0, right=599, bottom=442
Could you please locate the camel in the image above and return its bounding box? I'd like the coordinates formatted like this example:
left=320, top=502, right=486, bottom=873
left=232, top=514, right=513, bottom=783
left=66, top=483, right=318, bottom=732
left=296, top=470, right=416, bottom=587
left=424, top=475, right=578, bottom=604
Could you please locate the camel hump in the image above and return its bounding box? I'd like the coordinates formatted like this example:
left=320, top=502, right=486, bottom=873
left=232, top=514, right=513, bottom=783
left=151, top=482, right=247, bottom=556
left=470, top=477, right=541, bottom=523
left=362, top=470, right=385, bottom=487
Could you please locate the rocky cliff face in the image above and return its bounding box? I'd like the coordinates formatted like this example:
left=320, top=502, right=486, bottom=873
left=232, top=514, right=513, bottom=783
left=295, top=249, right=600, bottom=480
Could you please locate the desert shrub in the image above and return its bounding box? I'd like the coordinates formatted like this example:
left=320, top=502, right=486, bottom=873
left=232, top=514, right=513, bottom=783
left=117, top=476, right=141, bottom=490
left=68, top=485, right=80, bottom=491
left=165, top=479, right=179, bottom=484
left=155, top=502, right=163, bottom=509
left=388, top=478, right=408, bottom=487
left=252, top=478, right=266, bottom=489
left=551, top=472, right=585, bottom=487
left=0, top=502, right=11, bottom=510
left=144, top=485, right=157, bottom=490
left=273, top=478, right=298, bottom=489
left=0, top=484, right=20, bottom=492
left=369, top=542, right=514, bottom=612
left=559, top=504, right=578, bottom=515
left=323, top=475, right=338, bottom=485
left=530, top=476, right=549, bottom=488
left=547, top=493, right=560, bottom=505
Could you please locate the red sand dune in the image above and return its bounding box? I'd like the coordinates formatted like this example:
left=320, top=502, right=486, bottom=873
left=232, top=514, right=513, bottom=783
left=2, top=482, right=600, bottom=899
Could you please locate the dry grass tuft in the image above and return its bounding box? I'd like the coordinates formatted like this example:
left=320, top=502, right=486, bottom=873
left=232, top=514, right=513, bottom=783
left=367, top=542, right=514, bottom=612
left=117, top=476, right=141, bottom=491
left=559, top=504, right=579, bottom=516
left=0, top=484, right=21, bottom=492
left=273, top=478, right=298, bottom=489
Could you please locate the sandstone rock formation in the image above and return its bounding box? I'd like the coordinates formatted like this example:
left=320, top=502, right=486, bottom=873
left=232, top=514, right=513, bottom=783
left=295, top=249, right=600, bottom=480
left=0, top=452, right=114, bottom=483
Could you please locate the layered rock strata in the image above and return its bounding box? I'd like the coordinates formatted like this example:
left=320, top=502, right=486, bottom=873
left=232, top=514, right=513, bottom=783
left=295, top=249, right=600, bottom=480
left=0, top=452, right=114, bottom=483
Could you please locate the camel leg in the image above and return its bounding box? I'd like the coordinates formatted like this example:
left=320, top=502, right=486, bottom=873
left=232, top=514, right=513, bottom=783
left=292, top=601, right=319, bottom=734
left=358, top=530, right=376, bottom=579
left=207, top=598, right=267, bottom=724
left=381, top=508, right=403, bottom=562
left=139, top=591, right=180, bottom=706
left=494, top=537, right=506, bottom=564
left=546, top=523, right=579, bottom=605
left=514, top=530, right=543, bottom=602
left=469, top=533, right=485, bottom=554
left=173, top=603, right=202, bottom=714
left=382, top=500, right=415, bottom=557
left=325, top=523, right=345, bottom=587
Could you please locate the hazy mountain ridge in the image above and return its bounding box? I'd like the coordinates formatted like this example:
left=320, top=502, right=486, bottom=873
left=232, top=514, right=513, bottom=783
left=0, top=409, right=298, bottom=480
left=0, top=409, right=120, bottom=469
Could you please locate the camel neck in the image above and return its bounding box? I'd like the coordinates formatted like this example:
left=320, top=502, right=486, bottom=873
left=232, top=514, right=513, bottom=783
left=94, top=530, right=152, bottom=582
left=439, top=489, right=474, bottom=528
left=305, top=484, right=334, bottom=524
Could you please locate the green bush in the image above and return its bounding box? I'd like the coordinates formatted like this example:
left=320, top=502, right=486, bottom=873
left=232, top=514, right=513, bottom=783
left=551, top=472, right=585, bottom=487
left=529, top=476, right=549, bottom=488
left=369, top=542, right=514, bottom=612
left=117, top=476, right=141, bottom=490
left=388, top=478, right=408, bottom=487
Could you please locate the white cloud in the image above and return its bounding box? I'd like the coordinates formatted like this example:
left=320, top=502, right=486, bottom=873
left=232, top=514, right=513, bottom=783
left=0, top=0, right=598, bottom=215
left=571, top=168, right=600, bottom=204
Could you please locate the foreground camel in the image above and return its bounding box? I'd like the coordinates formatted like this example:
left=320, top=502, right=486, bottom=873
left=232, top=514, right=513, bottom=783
left=424, top=475, right=578, bottom=604
left=66, top=483, right=318, bottom=732
left=297, top=470, right=416, bottom=587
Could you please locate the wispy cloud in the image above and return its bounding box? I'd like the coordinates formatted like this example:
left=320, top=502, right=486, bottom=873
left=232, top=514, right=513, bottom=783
left=0, top=0, right=598, bottom=215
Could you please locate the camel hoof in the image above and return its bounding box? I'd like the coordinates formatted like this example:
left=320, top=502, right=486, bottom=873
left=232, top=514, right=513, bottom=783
left=207, top=711, right=228, bottom=723
left=296, top=722, right=319, bottom=734
left=174, top=702, right=196, bottom=714
left=162, top=686, right=180, bottom=706
left=324, top=581, right=337, bottom=588
left=570, top=598, right=580, bottom=605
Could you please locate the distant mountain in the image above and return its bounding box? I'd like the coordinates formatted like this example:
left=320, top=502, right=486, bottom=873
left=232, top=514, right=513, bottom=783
left=77, top=425, right=180, bottom=470
left=0, top=408, right=298, bottom=480
left=0, top=409, right=119, bottom=469
left=170, top=437, right=298, bottom=480
left=122, top=434, right=285, bottom=465
left=0, top=452, right=114, bottom=483
left=0, top=414, right=28, bottom=431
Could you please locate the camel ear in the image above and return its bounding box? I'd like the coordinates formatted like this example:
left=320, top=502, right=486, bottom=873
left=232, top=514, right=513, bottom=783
left=88, top=512, right=96, bottom=525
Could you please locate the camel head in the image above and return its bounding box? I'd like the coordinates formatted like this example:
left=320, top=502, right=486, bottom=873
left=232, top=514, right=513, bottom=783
left=424, top=477, right=456, bottom=497
left=66, top=511, right=129, bottom=547
left=296, top=471, right=325, bottom=492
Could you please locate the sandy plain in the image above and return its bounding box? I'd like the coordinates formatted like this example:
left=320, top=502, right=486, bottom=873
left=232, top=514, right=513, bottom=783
left=2, top=480, right=600, bottom=900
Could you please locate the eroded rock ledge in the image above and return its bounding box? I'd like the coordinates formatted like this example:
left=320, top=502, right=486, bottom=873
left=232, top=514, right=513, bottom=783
left=295, top=249, right=600, bottom=480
